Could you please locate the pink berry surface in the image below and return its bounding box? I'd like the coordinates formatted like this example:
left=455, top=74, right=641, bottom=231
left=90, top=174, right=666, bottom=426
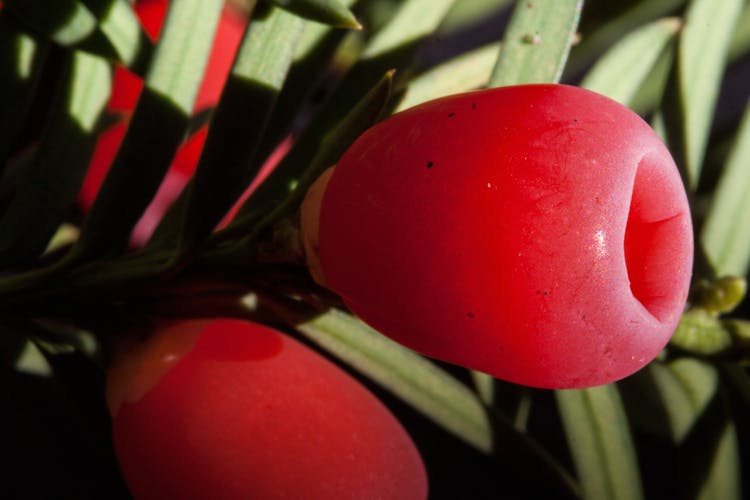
left=313, top=84, right=693, bottom=388
left=108, top=319, right=428, bottom=500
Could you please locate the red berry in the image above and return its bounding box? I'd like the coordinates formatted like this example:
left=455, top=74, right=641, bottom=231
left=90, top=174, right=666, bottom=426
left=303, top=84, right=693, bottom=389
left=107, top=319, right=428, bottom=500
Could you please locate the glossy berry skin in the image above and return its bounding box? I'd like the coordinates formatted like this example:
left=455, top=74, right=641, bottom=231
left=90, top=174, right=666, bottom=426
left=107, top=319, right=427, bottom=500
left=308, top=84, right=693, bottom=389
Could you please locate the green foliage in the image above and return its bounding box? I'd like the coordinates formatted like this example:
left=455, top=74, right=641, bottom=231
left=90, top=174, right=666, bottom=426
left=675, top=0, right=743, bottom=189
left=701, top=103, right=750, bottom=276
left=70, top=0, right=223, bottom=263
left=556, top=385, right=644, bottom=500
left=266, top=0, right=360, bottom=28
left=0, top=50, right=110, bottom=266
left=5, top=0, right=153, bottom=72
left=169, top=5, right=306, bottom=257
left=280, top=303, right=494, bottom=453
left=0, top=0, right=748, bottom=498
left=489, top=0, right=581, bottom=86
left=580, top=17, right=680, bottom=106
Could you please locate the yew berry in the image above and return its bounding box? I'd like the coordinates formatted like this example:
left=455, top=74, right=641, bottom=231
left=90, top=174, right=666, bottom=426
left=107, top=319, right=428, bottom=500
left=302, top=84, right=693, bottom=389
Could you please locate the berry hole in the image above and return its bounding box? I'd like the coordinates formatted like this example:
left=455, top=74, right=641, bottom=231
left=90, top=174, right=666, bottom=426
left=624, top=155, right=690, bottom=322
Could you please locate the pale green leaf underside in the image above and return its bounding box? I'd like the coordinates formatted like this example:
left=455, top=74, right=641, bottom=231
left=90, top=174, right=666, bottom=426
left=294, top=308, right=493, bottom=453
left=728, top=2, right=750, bottom=60
left=362, top=0, right=456, bottom=59
left=71, top=0, right=223, bottom=261
left=91, top=0, right=151, bottom=70
left=701, top=102, right=750, bottom=276
left=0, top=51, right=110, bottom=266
left=566, top=0, right=686, bottom=76
left=490, top=0, right=582, bottom=86
left=396, top=43, right=498, bottom=112
left=582, top=17, right=680, bottom=107
left=172, top=8, right=305, bottom=254
left=437, top=0, right=512, bottom=34
left=628, top=40, right=675, bottom=115
left=638, top=356, right=741, bottom=500
left=289, top=0, right=356, bottom=64
left=229, top=0, right=457, bottom=232
left=678, top=0, right=743, bottom=189
left=232, top=9, right=303, bottom=86
left=244, top=0, right=358, bottom=170
left=5, top=0, right=98, bottom=45
left=697, top=421, right=742, bottom=500
left=7, top=0, right=150, bottom=71
left=230, top=70, right=393, bottom=241
left=0, top=19, right=49, bottom=164
left=556, top=385, right=644, bottom=500
left=267, top=0, right=360, bottom=29
left=648, top=359, right=719, bottom=443
left=145, top=0, right=223, bottom=113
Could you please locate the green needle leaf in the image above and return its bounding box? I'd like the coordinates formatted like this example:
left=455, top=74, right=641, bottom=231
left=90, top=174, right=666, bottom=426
left=4, top=0, right=98, bottom=46
left=728, top=2, right=750, bottom=61
left=660, top=359, right=718, bottom=443
left=359, top=0, right=455, bottom=57
left=0, top=51, right=110, bottom=267
left=250, top=3, right=356, bottom=165
left=70, top=0, right=223, bottom=262
left=266, top=0, right=360, bottom=29
left=556, top=385, right=644, bottom=500
left=437, top=0, right=512, bottom=34
left=675, top=387, right=742, bottom=500
left=81, top=0, right=154, bottom=74
left=628, top=40, right=675, bottom=115
left=620, top=358, right=719, bottom=443
left=581, top=17, right=681, bottom=107
left=489, top=0, right=582, bottom=87
left=677, top=0, right=743, bottom=189
left=396, top=43, right=498, bottom=112
left=565, top=0, right=686, bottom=77
left=0, top=15, right=49, bottom=167
left=227, top=69, right=393, bottom=242
left=5, top=0, right=152, bottom=71
left=701, top=102, right=750, bottom=277
left=172, top=6, right=304, bottom=256
left=623, top=359, right=741, bottom=499
left=227, top=0, right=456, bottom=234
left=279, top=304, right=493, bottom=453
left=693, top=421, right=741, bottom=500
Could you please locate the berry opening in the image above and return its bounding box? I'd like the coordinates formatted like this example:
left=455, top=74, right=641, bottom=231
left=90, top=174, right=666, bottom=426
left=624, top=154, right=690, bottom=322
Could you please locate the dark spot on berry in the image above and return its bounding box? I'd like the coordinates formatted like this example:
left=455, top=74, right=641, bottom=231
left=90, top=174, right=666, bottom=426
left=426, top=161, right=434, bottom=168
left=471, top=103, right=477, bottom=109
left=467, top=312, right=475, bottom=319
left=573, top=118, right=579, bottom=123
left=448, top=112, right=455, bottom=118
